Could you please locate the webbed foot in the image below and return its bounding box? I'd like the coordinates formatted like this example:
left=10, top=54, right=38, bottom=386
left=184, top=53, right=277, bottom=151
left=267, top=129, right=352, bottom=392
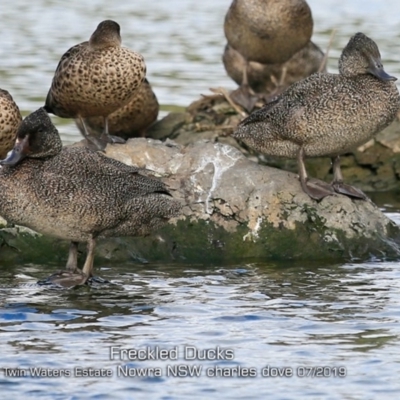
left=37, top=269, right=88, bottom=288
left=86, top=276, right=110, bottom=286
left=229, top=85, right=258, bottom=113
left=300, top=178, right=335, bottom=201
left=78, top=117, right=107, bottom=151
left=85, top=133, right=125, bottom=151
left=85, top=135, right=107, bottom=152
left=100, top=133, right=126, bottom=144
left=332, top=181, right=367, bottom=200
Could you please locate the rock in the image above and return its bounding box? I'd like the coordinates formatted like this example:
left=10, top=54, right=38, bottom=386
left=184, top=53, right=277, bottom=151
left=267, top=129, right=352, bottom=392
left=376, top=119, right=400, bottom=153
left=146, top=112, right=190, bottom=141
left=1, top=138, right=400, bottom=266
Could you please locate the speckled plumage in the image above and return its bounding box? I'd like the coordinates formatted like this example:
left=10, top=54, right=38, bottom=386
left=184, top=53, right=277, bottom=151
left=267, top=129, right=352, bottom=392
left=224, top=0, right=313, bottom=65
left=45, top=20, right=146, bottom=149
left=0, top=108, right=180, bottom=285
left=74, top=78, right=159, bottom=140
left=223, top=41, right=325, bottom=95
left=0, top=89, right=22, bottom=159
left=233, top=33, right=400, bottom=200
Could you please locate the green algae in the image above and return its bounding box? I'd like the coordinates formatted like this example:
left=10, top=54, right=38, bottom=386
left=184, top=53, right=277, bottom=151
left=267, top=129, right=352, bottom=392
left=2, top=213, right=400, bottom=268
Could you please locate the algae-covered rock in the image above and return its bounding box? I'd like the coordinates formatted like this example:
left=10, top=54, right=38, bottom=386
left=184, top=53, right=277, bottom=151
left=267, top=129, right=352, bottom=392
left=1, top=139, right=400, bottom=266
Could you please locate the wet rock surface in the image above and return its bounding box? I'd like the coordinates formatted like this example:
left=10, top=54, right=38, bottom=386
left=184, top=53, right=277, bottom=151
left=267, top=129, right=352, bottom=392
left=1, top=136, right=400, bottom=266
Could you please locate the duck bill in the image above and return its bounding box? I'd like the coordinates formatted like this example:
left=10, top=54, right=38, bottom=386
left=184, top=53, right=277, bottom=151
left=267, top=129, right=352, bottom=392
left=368, top=65, right=397, bottom=81
left=0, top=136, right=29, bottom=166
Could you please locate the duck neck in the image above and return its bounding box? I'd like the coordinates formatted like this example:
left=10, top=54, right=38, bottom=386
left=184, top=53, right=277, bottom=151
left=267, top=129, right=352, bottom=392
left=29, top=134, right=63, bottom=160
left=89, top=32, right=121, bottom=50
left=338, top=55, right=356, bottom=77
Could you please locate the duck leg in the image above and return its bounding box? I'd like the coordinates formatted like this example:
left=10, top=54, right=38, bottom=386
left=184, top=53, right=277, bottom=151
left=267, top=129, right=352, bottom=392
left=81, top=236, right=108, bottom=285
left=297, top=146, right=335, bottom=200
left=331, top=156, right=367, bottom=199
left=81, top=237, right=96, bottom=277
left=37, top=241, right=87, bottom=287
left=229, top=62, right=258, bottom=112
left=99, top=116, right=126, bottom=144
left=65, top=241, right=79, bottom=271
left=78, top=116, right=107, bottom=151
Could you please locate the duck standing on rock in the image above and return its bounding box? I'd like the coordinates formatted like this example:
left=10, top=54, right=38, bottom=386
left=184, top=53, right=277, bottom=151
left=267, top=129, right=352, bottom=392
left=74, top=78, right=159, bottom=140
left=233, top=33, right=400, bottom=200
left=0, top=89, right=22, bottom=159
left=224, top=0, right=313, bottom=111
left=0, top=108, right=181, bottom=287
left=45, top=20, right=146, bottom=150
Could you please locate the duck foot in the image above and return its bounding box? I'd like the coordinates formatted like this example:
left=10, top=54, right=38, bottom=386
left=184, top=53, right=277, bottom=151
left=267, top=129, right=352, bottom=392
left=85, top=136, right=107, bottom=152
left=229, top=85, right=258, bottom=113
left=100, top=133, right=126, bottom=144
left=85, top=133, right=125, bottom=151
left=37, top=269, right=88, bottom=288
left=86, top=275, right=110, bottom=286
left=0, top=234, right=19, bottom=251
left=300, top=178, right=336, bottom=201
left=332, top=181, right=367, bottom=200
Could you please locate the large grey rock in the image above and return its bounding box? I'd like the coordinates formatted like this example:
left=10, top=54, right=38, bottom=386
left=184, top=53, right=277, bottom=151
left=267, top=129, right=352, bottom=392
left=1, top=138, right=400, bottom=266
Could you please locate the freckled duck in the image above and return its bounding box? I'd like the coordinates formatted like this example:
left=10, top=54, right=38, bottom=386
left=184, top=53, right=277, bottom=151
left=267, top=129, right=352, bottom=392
left=224, top=0, right=313, bottom=111
left=0, top=108, right=181, bottom=287
left=222, top=41, right=325, bottom=97
left=233, top=32, right=400, bottom=200
left=44, top=20, right=146, bottom=150
left=0, top=89, right=22, bottom=159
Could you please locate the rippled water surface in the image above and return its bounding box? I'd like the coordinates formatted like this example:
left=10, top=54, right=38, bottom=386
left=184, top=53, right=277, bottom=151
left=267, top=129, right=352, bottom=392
left=2, top=0, right=400, bottom=143
left=1, top=255, right=400, bottom=399
left=1, top=0, right=400, bottom=399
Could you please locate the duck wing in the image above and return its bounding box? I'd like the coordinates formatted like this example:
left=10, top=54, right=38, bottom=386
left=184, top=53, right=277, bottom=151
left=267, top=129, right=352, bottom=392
left=96, top=151, right=172, bottom=196
left=238, top=73, right=337, bottom=127
left=238, top=96, right=282, bottom=128
left=44, top=42, right=88, bottom=114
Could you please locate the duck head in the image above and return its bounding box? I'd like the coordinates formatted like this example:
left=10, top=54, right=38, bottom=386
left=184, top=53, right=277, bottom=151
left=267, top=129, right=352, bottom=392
left=89, top=20, right=122, bottom=50
left=339, top=32, right=397, bottom=81
left=0, top=107, right=63, bottom=166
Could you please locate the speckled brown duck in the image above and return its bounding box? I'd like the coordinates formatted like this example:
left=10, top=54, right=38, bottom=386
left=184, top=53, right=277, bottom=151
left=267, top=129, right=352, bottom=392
left=224, top=0, right=313, bottom=111
left=0, top=108, right=181, bottom=287
left=223, top=41, right=325, bottom=97
left=233, top=32, right=400, bottom=201
left=44, top=20, right=146, bottom=150
left=74, top=78, right=159, bottom=140
left=0, top=89, right=22, bottom=159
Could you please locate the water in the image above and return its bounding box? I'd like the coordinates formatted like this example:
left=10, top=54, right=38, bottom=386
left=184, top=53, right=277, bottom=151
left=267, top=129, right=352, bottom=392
left=1, top=0, right=400, bottom=143
left=1, top=0, right=400, bottom=398
left=1, top=257, right=400, bottom=399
